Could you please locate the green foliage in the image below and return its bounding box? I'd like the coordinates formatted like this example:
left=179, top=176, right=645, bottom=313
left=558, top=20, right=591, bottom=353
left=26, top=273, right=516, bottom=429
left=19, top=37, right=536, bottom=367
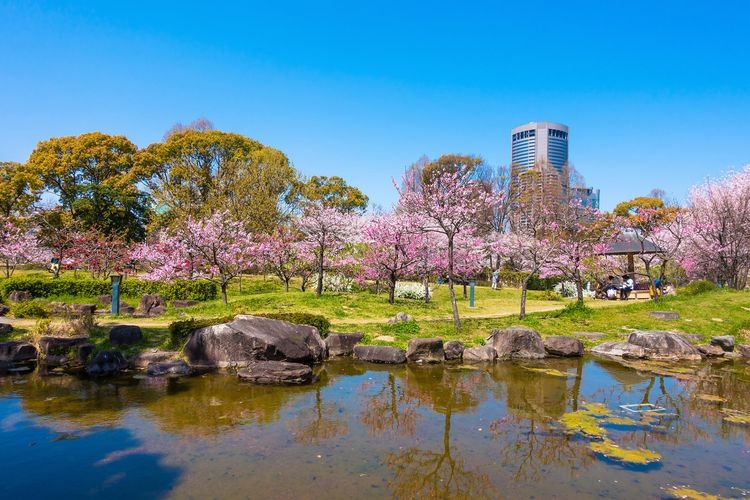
left=0, top=276, right=217, bottom=301
left=681, top=279, right=717, bottom=296
left=168, top=312, right=331, bottom=348
left=381, top=320, right=420, bottom=336
left=497, top=270, right=559, bottom=290
left=555, top=301, right=593, bottom=318
left=299, top=175, right=369, bottom=214
left=11, top=300, right=49, bottom=318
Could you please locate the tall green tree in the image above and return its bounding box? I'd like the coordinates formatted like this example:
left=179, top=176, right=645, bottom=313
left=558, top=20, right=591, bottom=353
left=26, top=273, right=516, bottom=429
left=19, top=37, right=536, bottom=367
left=299, top=175, right=369, bottom=214
left=26, top=132, right=150, bottom=241
left=0, top=161, right=41, bottom=218
left=138, top=129, right=299, bottom=233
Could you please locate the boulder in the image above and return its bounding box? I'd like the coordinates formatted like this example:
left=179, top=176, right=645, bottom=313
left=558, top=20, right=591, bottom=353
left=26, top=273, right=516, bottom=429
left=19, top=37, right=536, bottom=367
left=444, top=341, right=465, bottom=361
left=0, top=341, right=38, bottom=362
left=697, top=344, right=725, bottom=357
left=543, top=336, right=584, bottom=357
left=185, top=315, right=326, bottom=368
left=38, top=336, right=90, bottom=358
left=238, top=361, right=313, bottom=385
left=627, top=330, right=702, bottom=361
left=9, top=291, right=32, bottom=303
left=48, top=302, right=70, bottom=315
left=406, top=338, right=445, bottom=363
left=388, top=311, right=414, bottom=324
left=147, top=360, right=193, bottom=377
left=98, top=295, right=112, bottom=305
left=737, top=345, right=750, bottom=358
left=325, top=332, right=364, bottom=357
left=172, top=300, right=200, bottom=308
left=109, top=325, right=143, bottom=346
left=462, top=346, right=497, bottom=363
left=590, top=341, right=648, bottom=359
left=353, top=345, right=406, bottom=364
left=0, top=304, right=10, bottom=316
left=70, top=304, right=96, bottom=316
left=573, top=331, right=606, bottom=340
left=130, top=350, right=181, bottom=369
left=678, top=333, right=703, bottom=343
left=77, top=343, right=95, bottom=364
left=139, top=294, right=167, bottom=317
left=710, top=335, right=735, bottom=352
left=649, top=311, right=680, bottom=320
left=488, top=327, right=546, bottom=360
left=85, top=350, right=128, bottom=376
left=0, top=323, right=12, bottom=336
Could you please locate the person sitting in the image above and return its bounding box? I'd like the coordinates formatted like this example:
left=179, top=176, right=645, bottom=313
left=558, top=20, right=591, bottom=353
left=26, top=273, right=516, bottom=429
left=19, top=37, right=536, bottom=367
left=620, top=274, right=634, bottom=300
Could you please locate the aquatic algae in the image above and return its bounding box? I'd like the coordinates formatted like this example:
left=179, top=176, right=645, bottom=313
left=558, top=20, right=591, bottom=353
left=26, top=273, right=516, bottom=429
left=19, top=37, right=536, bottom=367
left=582, top=402, right=612, bottom=417
left=523, top=367, right=578, bottom=378
left=603, top=416, right=639, bottom=426
left=721, top=409, right=750, bottom=425
left=695, top=394, right=726, bottom=404
left=559, top=411, right=607, bottom=438
left=589, top=439, right=661, bottom=465
left=667, top=486, right=725, bottom=499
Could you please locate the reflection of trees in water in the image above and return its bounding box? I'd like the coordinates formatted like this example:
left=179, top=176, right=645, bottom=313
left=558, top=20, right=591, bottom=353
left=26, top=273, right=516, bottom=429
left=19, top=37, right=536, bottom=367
left=488, top=359, right=594, bottom=482
left=289, top=380, right=349, bottom=443
left=360, top=372, right=419, bottom=436
left=365, top=366, right=496, bottom=498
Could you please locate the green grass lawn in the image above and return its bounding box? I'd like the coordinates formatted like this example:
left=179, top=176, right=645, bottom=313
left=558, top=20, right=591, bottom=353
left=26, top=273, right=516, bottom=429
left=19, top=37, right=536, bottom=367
left=3, top=270, right=749, bottom=352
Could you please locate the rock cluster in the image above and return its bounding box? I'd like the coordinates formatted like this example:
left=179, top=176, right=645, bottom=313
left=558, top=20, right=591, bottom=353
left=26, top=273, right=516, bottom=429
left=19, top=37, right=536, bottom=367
left=591, top=330, right=701, bottom=361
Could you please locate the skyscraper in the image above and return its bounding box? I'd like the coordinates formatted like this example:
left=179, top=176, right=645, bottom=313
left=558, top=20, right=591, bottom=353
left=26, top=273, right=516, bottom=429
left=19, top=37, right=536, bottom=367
left=511, top=121, right=569, bottom=176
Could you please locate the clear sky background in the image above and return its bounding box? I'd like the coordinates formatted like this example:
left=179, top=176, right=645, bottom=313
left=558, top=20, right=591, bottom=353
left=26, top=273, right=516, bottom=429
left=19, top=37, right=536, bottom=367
left=1, top=0, right=748, bottom=211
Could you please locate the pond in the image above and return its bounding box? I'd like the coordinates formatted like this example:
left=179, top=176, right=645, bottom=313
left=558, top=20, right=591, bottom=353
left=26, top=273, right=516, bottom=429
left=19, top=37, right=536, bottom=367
left=1, top=357, right=749, bottom=499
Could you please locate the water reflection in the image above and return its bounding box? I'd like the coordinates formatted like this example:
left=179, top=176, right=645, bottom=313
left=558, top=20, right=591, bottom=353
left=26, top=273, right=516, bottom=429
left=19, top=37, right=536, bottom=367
left=0, top=356, right=749, bottom=498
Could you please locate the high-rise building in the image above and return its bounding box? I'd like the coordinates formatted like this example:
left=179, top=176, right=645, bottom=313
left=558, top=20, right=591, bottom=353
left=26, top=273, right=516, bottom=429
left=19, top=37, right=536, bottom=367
left=570, top=186, right=601, bottom=209
left=511, top=121, right=569, bottom=177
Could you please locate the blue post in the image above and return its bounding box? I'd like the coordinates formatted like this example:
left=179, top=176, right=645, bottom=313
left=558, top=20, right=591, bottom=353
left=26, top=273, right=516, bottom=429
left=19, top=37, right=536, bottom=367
left=469, top=280, right=475, bottom=308
left=111, top=274, right=122, bottom=315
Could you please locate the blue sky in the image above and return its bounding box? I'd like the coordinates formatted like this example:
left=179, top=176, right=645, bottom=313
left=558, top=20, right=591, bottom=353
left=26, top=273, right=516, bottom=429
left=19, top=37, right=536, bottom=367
left=1, top=1, right=748, bottom=211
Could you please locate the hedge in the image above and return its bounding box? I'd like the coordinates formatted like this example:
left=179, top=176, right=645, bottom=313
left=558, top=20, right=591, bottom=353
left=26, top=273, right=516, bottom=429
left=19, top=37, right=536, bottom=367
left=0, top=277, right=218, bottom=301
left=169, top=312, right=331, bottom=348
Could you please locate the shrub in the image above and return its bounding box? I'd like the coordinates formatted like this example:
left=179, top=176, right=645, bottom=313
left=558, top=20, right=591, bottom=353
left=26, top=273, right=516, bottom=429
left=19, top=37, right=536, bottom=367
left=680, top=279, right=716, bottom=296
left=11, top=300, right=49, bottom=318
left=394, top=282, right=431, bottom=300
left=323, top=273, right=352, bottom=293
left=553, top=281, right=595, bottom=299
left=168, top=312, right=331, bottom=348
left=538, top=290, right=562, bottom=301
left=555, top=301, right=593, bottom=318
left=0, top=276, right=217, bottom=301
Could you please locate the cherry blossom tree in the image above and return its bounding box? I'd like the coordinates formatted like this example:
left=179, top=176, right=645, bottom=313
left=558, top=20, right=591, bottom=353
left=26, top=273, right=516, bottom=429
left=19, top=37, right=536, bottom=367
left=361, top=213, right=424, bottom=304
left=66, top=228, right=130, bottom=279
left=0, top=219, right=47, bottom=277
left=298, top=204, right=359, bottom=297
left=398, top=167, right=499, bottom=330
left=256, top=225, right=315, bottom=292
left=682, top=166, right=750, bottom=289
left=130, top=231, right=195, bottom=282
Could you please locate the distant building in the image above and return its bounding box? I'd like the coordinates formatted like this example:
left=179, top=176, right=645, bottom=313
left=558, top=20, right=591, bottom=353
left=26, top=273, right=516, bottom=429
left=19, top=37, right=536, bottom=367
left=511, top=121, right=569, bottom=177
left=570, top=186, right=601, bottom=209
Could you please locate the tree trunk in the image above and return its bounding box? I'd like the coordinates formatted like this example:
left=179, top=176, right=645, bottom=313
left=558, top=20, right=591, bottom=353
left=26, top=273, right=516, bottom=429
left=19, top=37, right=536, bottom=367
left=221, top=282, right=228, bottom=305
left=283, top=278, right=290, bottom=293
left=238, top=274, right=242, bottom=294
left=462, top=282, right=467, bottom=299
left=575, top=277, right=584, bottom=304
left=375, top=279, right=380, bottom=295
left=388, top=282, right=396, bottom=304
left=316, top=246, right=325, bottom=297
left=519, top=276, right=530, bottom=320
left=447, top=237, right=461, bottom=330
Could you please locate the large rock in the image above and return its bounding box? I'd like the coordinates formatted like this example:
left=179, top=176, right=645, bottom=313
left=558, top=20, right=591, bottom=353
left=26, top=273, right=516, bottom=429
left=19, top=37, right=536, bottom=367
left=697, top=344, right=725, bottom=357
left=147, top=360, right=193, bottom=377
left=488, top=327, right=546, bottom=360
left=627, top=330, right=702, bottom=361
left=737, top=345, right=750, bottom=358
left=9, top=291, right=32, bottom=303
left=0, top=304, right=10, bottom=316
left=139, top=294, right=167, bottom=317
left=543, top=336, right=584, bottom=357
left=406, top=338, right=444, bottom=363
left=388, top=312, right=414, bottom=324
left=38, top=336, right=90, bottom=358
left=353, top=345, right=406, bottom=364
left=463, top=346, right=497, bottom=363
left=0, top=323, right=12, bottom=336
left=444, top=341, right=465, bottom=361
left=649, top=311, right=680, bottom=320
left=130, top=350, right=181, bottom=369
left=172, top=300, right=199, bottom=308
left=573, top=331, right=606, bottom=340
left=86, top=350, right=127, bottom=376
left=678, top=333, right=703, bottom=343
left=0, top=341, right=38, bottom=362
left=325, top=332, right=364, bottom=357
left=711, top=335, right=735, bottom=352
left=98, top=295, right=112, bottom=305
left=185, top=315, right=326, bottom=368
left=109, top=325, right=143, bottom=346
left=590, top=341, right=648, bottom=359
left=238, top=361, right=313, bottom=385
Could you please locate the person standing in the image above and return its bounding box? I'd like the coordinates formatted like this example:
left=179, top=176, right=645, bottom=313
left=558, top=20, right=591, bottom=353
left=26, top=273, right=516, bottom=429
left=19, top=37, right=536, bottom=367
left=620, top=274, right=634, bottom=300
left=491, top=269, right=499, bottom=290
